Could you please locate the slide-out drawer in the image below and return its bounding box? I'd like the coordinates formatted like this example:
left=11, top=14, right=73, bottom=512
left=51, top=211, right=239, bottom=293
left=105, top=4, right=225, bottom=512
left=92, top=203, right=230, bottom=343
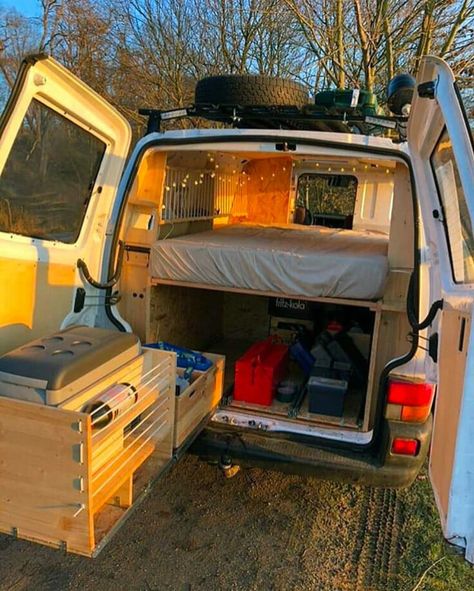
left=174, top=352, right=225, bottom=449
left=0, top=347, right=176, bottom=556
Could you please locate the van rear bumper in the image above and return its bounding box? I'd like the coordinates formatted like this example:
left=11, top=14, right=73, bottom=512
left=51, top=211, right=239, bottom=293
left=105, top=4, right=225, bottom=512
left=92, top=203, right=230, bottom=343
left=190, top=416, right=432, bottom=488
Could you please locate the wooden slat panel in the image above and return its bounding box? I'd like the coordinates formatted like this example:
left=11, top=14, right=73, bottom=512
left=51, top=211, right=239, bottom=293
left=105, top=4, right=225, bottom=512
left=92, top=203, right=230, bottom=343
left=92, top=441, right=155, bottom=514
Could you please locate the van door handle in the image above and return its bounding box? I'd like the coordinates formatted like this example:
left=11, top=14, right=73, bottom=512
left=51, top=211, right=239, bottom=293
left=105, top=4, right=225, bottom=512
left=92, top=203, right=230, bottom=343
left=459, top=318, right=467, bottom=352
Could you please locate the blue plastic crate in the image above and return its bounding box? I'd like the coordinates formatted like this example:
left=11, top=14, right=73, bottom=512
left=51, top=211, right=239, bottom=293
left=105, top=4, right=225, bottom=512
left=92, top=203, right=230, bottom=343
left=145, top=341, right=213, bottom=373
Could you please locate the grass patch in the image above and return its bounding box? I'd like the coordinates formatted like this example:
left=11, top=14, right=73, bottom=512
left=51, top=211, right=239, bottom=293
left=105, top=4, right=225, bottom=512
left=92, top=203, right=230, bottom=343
left=395, top=467, right=474, bottom=590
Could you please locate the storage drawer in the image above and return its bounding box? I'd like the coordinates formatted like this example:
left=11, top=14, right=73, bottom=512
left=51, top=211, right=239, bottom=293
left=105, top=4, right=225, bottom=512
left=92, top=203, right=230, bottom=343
left=174, top=352, right=225, bottom=449
left=0, top=347, right=176, bottom=556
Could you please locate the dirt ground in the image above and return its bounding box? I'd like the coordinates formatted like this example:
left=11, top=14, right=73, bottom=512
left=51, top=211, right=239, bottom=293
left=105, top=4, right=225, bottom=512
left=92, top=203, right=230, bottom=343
left=1, top=455, right=473, bottom=591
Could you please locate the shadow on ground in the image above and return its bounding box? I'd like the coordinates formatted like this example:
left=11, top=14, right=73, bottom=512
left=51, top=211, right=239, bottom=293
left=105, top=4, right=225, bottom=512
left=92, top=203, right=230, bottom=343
left=0, top=456, right=472, bottom=591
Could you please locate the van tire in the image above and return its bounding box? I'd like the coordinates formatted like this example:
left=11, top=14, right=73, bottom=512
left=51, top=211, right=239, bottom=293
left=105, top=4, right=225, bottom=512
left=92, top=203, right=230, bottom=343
left=194, top=75, right=309, bottom=108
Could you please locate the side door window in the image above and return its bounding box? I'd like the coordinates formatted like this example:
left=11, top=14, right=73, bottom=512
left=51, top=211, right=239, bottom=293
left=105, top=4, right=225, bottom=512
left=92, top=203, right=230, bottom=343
left=0, top=98, right=106, bottom=243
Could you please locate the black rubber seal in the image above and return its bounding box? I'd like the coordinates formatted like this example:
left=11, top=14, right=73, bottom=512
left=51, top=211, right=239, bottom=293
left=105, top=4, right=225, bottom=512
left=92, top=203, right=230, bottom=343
left=105, top=133, right=421, bottom=451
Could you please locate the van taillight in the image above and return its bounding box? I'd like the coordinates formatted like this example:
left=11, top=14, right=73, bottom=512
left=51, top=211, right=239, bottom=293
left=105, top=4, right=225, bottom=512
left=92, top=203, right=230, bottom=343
left=391, top=437, right=419, bottom=456
left=386, top=379, right=435, bottom=423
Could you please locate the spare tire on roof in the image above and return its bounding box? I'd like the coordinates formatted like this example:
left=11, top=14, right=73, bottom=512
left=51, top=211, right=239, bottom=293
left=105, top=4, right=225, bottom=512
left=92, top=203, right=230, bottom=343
left=194, top=74, right=309, bottom=108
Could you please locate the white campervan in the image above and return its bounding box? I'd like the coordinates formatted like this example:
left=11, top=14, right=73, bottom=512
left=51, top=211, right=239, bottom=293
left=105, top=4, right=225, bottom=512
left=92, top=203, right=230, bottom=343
left=0, top=55, right=473, bottom=559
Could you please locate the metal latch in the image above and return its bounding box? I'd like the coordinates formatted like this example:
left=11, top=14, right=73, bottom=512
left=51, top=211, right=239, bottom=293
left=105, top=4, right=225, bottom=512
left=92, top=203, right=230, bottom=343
left=418, top=80, right=436, bottom=100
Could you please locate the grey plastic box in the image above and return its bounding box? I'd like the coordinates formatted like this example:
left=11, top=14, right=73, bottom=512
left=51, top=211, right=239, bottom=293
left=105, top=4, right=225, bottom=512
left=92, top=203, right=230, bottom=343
left=308, top=375, right=348, bottom=417
left=0, top=326, right=141, bottom=405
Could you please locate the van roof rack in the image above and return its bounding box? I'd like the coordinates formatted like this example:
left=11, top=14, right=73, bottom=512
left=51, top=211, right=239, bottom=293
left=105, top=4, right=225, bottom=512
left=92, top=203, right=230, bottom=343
left=138, top=103, right=408, bottom=141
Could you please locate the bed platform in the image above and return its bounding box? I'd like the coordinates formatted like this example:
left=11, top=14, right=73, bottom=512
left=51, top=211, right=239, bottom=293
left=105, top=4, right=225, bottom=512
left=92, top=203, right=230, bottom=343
left=150, top=223, right=389, bottom=303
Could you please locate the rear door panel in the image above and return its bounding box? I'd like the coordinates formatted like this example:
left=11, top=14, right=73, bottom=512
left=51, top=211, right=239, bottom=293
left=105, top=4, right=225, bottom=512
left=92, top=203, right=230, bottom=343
left=0, top=55, right=131, bottom=353
left=408, top=56, right=474, bottom=560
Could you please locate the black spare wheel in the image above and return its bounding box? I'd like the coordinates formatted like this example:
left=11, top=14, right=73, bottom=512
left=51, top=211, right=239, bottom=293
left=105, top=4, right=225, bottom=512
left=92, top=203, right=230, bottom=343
left=194, top=75, right=309, bottom=107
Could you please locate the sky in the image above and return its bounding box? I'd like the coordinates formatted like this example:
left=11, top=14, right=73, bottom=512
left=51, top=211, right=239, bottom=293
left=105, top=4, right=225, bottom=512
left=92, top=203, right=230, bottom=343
left=2, top=0, right=39, bottom=16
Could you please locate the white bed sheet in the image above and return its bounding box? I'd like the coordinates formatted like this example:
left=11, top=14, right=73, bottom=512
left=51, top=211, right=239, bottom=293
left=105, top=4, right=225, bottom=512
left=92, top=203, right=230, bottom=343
left=150, top=223, right=389, bottom=300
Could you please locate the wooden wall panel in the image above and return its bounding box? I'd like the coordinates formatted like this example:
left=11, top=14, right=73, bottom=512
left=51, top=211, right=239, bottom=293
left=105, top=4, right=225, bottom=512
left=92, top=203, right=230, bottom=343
left=148, top=285, right=224, bottom=350
left=233, top=157, right=292, bottom=224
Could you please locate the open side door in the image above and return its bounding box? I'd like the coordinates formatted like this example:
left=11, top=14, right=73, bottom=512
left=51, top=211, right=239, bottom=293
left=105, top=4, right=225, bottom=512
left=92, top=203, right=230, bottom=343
left=408, top=56, right=474, bottom=560
left=0, top=55, right=132, bottom=355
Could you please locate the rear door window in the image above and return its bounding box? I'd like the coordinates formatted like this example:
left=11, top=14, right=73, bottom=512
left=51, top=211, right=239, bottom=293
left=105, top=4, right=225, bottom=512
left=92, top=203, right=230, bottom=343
left=0, top=98, right=105, bottom=243
left=431, top=127, right=474, bottom=284
left=296, top=174, right=357, bottom=228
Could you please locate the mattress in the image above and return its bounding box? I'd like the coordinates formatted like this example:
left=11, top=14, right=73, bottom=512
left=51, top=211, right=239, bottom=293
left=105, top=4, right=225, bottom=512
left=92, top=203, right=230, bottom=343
left=150, top=223, right=389, bottom=300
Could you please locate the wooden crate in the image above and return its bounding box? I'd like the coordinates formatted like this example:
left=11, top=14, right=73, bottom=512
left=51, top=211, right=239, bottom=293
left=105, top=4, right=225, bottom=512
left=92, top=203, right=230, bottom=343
left=174, top=352, right=225, bottom=449
left=0, top=348, right=176, bottom=556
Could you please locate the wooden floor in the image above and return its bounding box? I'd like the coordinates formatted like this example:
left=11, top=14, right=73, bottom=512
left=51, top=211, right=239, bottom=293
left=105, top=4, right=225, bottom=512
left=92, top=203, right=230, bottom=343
left=207, top=338, right=365, bottom=430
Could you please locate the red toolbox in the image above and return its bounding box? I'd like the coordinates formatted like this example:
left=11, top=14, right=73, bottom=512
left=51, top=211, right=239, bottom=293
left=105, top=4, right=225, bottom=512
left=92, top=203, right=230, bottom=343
left=234, top=338, right=289, bottom=406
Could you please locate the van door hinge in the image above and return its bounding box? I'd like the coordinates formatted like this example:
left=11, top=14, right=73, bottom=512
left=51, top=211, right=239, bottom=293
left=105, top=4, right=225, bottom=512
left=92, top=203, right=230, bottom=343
left=418, top=81, right=436, bottom=100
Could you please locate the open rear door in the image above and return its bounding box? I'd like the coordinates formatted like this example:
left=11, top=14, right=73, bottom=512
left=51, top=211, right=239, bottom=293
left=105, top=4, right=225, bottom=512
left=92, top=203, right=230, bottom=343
left=0, top=55, right=131, bottom=354
left=408, top=56, right=474, bottom=560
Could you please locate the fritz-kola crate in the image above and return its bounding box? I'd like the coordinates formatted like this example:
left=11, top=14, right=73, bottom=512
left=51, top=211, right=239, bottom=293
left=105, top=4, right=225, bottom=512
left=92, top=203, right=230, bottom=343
left=174, top=352, right=225, bottom=448
left=0, top=328, right=176, bottom=556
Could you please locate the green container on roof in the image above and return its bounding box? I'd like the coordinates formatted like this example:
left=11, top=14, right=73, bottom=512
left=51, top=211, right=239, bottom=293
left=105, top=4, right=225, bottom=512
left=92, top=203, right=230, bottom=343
left=314, top=89, right=379, bottom=116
